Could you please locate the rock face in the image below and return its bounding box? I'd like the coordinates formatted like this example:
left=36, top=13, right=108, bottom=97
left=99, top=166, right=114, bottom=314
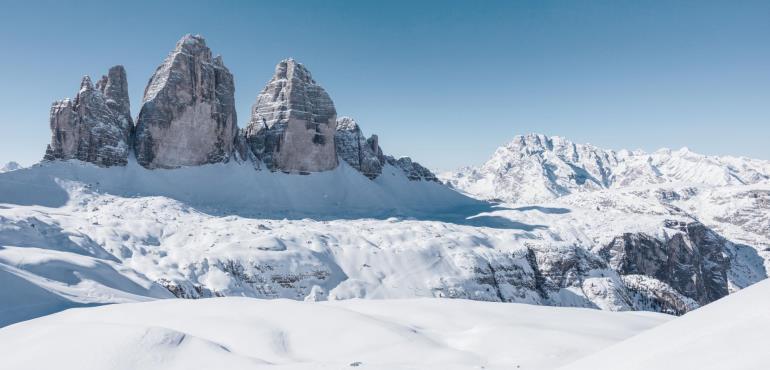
left=43, top=71, right=131, bottom=167
left=134, top=34, right=237, bottom=169
left=95, top=66, right=133, bottom=129
left=386, top=156, right=439, bottom=182
left=244, top=59, right=338, bottom=173
left=334, top=117, right=384, bottom=179
left=600, top=221, right=730, bottom=305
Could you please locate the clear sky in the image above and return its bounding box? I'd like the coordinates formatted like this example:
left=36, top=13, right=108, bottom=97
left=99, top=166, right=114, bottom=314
left=1, top=0, right=768, bottom=169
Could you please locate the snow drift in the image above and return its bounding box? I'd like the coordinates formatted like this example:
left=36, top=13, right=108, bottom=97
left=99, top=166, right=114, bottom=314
left=0, top=297, right=670, bottom=370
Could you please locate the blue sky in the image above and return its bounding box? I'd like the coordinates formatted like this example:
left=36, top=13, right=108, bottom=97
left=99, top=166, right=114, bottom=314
left=1, top=0, right=768, bottom=169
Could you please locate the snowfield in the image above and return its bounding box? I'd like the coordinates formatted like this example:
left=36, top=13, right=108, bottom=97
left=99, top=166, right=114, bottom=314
left=0, top=297, right=670, bottom=370
left=0, top=158, right=768, bottom=327
left=562, top=278, right=770, bottom=370
left=0, top=144, right=769, bottom=368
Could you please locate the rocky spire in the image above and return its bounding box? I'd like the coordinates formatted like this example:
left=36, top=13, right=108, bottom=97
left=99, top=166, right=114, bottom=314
left=134, top=34, right=237, bottom=169
left=244, top=58, right=338, bottom=173
left=96, top=65, right=132, bottom=128
left=43, top=70, right=131, bottom=167
left=334, top=116, right=384, bottom=179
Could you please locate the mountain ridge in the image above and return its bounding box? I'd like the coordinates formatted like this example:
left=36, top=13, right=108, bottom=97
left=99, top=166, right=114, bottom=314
left=440, top=133, right=770, bottom=204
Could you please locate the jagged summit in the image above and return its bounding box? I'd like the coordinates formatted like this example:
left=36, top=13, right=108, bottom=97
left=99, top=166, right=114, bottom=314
left=134, top=34, right=237, bottom=169
left=244, top=58, right=338, bottom=173
left=441, top=133, right=770, bottom=203
left=43, top=67, right=131, bottom=167
left=335, top=116, right=384, bottom=179
left=38, top=34, right=437, bottom=182
left=95, top=65, right=132, bottom=128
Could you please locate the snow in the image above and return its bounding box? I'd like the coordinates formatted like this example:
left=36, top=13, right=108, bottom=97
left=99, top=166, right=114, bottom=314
left=0, top=246, right=171, bottom=326
left=0, top=158, right=480, bottom=217
left=0, top=157, right=765, bottom=327
left=440, top=133, right=770, bottom=204
left=562, top=278, right=770, bottom=370
left=0, top=297, right=670, bottom=370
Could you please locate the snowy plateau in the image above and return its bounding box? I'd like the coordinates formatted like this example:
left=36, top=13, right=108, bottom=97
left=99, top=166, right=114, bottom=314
left=1, top=34, right=769, bottom=369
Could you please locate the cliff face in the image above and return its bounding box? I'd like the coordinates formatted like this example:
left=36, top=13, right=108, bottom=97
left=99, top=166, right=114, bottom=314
left=44, top=72, right=131, bottom=167
left=244, top=59, right=338, bottom=173
left=134, top=34, right=237, bottom=169
left=334, top=116, right=384, bottom=179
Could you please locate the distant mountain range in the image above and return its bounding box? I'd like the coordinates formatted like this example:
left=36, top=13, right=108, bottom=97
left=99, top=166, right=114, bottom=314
left=440, top=133, right=770, bottom=204
left=0, top=161, right=21, bottom=173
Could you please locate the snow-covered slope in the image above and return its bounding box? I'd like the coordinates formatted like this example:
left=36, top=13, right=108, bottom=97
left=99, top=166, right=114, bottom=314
left=0, top=159, right=480, bottom=218
left=440, top=133, right=770, bottom=204
left=0, top=297, right=670, bottom=370
left=1, top=158, right=763, bottom=327
left=562, top=278, right=770, bottom=370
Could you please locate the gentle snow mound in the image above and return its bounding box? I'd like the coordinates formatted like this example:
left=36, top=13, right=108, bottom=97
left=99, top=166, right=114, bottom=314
left=0, top=298, right=670, bottom=370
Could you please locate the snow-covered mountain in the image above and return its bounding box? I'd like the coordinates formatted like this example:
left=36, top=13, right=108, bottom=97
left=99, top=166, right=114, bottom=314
left=440, top=133, right=770, bottom=204
left=0, top=161, right=21, bottom=173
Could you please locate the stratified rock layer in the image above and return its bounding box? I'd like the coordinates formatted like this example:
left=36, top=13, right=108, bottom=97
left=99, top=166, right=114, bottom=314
left=600, top=221, right=730, bottom=305
left=134, top=34, right=237, bottom=169
left=43, top=71, right=131, bottom=167
left=244, top=59, right=337, bottom=173
left=334, top=117, right=384, bottom=179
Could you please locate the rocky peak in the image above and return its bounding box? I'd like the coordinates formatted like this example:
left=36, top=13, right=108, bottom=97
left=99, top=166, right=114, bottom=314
left=334, top=116, right=384, bottom=179
left=244, top=58, right=337, bottom=173
left=95, top=65, right=132, bottom=128
left=134, top=34, right=238, bottom=169
left=43, top=68, right=131, bottom=167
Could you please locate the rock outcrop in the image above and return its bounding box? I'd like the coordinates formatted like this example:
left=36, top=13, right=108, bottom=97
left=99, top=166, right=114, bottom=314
left=334, top=117, right=384, bottom=179
left=95, top=65, right=133, bottom=129
left=43, top=71, right=131, bottom=167
left=244, top=59, right=338, bottom=173
left=600, top=221, right=730, bottom=305
left=385, top=156, right=438, bottom=182
left=134, top=34, right=237, bottom=169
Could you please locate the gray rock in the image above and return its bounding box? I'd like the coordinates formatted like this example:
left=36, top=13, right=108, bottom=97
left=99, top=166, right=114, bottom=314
left=95, top=65, right=132, bottom=129
left=334, top=116, right=384, bottom=179
left=600, top=221, right=730, bottom=305
left=134, top=34, right=238, bottom=169
left=44, top=73, right=131, bottom=167
left=385, top=156, right=438, bottom=182
left=244, top=59, right=338, bottom=173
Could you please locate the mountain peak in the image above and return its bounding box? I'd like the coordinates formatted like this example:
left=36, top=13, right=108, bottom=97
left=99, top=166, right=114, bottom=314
left=441, top=133, right=770, bottom=203
left=175, top=34, right=207, bottom=51
left=0, top=161, right=21, bottom=172
left=272, top=58, right=316, bottom=85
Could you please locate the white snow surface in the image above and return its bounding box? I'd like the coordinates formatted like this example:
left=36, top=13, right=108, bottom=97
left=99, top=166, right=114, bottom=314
left=0, top=157, right=767, bottom=327
left=562, top=278, right=770, bottom=370
left=0, top=297, right=670, bottom=370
